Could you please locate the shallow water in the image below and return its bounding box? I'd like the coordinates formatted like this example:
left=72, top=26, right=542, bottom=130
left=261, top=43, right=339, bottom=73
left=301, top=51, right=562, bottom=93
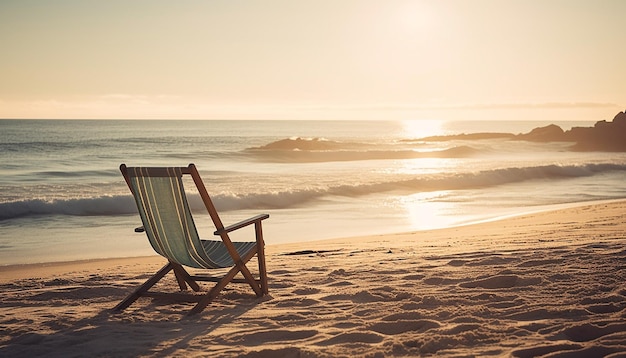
left=1, top=119, right=625, bottom=264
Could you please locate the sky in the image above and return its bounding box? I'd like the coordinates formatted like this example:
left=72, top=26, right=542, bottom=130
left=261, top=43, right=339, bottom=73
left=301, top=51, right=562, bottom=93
left=1, top=0, right=624, bottom=121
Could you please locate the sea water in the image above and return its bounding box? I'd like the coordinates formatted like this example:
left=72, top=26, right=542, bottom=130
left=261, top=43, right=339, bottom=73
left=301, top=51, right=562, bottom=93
left=1, top=119, right=625, bottom=265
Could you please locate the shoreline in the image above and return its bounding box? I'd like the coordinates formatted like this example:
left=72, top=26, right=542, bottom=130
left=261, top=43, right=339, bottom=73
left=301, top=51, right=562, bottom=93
left=447, top=197, right=626, bottom=227
left=2, top=197, right=623, bottom=272
left=1, top=199, right=625, bottom=356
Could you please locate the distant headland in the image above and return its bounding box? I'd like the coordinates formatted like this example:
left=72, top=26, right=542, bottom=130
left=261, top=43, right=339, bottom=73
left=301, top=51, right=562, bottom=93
left=420, top=111, right=626, bottom=152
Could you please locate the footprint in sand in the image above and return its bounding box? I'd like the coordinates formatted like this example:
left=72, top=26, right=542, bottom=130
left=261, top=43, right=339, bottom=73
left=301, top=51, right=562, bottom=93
left=232, top=329, right=319, bottom=346
left=558, top=322, right=626, bottom=342
left=316, top=331, right=384, bottom=346
left=368, top=319, right=440, bottom=335
left=321, top=290, right=387, bottom=303
left=402, top=274, right=425, bottom=281
left=459, top=275, right=542, bottom=289
left=291, top=287, right=321, bottom=295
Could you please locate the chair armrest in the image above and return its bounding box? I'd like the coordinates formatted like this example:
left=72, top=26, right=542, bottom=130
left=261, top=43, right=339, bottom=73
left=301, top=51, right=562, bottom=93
left=214, top=214, right=269, bottom=235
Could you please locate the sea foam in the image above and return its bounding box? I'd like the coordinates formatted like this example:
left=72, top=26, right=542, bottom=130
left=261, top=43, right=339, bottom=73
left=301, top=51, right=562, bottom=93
left=2, top=163, right=624, bottom=221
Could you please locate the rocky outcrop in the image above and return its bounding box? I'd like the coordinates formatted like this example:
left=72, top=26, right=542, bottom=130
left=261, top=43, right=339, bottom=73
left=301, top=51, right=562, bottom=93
left=419, top=111, right=626, bottom=152
left=566, top=112, right=626, bottom=151
left=516, top=124, right=565, bottom=142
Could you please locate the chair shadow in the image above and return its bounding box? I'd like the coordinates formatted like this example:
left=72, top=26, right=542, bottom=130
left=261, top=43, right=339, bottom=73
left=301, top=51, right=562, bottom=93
left=0, top=281, right=268, bottom=357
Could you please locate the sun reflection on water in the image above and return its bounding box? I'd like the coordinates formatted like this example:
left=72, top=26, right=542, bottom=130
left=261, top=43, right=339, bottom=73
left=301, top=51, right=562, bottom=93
left=398, top=191, right=458, bottom=230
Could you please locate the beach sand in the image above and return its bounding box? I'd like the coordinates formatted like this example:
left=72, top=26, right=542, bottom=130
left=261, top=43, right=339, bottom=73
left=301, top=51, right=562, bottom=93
left=1, top=201, right=625, bottom=357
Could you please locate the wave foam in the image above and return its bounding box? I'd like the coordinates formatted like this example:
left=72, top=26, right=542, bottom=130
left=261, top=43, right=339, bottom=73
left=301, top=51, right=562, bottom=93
left=1, top=163, right=624, bottom=221
left=0, top=196, right=138, bottom=221
left=247, top=146, right=478, bottom=162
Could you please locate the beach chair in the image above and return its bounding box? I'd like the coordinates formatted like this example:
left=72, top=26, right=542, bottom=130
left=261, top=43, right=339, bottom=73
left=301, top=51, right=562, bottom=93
left=114, top=164, right=269, bottom=315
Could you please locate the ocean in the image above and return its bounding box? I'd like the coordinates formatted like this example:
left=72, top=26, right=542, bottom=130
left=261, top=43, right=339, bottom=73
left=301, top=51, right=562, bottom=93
left=2, top=119, right=625, bottom=265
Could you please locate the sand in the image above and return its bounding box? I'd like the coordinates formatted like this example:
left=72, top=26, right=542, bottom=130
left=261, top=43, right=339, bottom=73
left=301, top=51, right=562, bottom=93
left=1, top=200, right=625, bottom=357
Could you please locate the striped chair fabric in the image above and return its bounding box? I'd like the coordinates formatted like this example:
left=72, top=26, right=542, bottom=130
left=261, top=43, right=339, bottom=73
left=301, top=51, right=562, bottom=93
left=126, top=166, right=256, bottom=269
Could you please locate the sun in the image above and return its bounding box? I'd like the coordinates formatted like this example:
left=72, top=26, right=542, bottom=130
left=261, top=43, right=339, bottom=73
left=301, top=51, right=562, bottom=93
left=395, top=1, right=436, bottom=36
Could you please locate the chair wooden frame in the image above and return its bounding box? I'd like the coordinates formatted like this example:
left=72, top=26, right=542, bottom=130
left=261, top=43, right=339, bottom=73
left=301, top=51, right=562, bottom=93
left=114, top=163, right=269, bottom=315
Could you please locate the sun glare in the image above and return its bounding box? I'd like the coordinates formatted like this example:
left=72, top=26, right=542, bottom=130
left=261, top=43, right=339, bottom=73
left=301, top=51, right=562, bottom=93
left=394, top=0, right=436, bottom=36
left=401, top=119, right=445, bottom=139
left=400, top=192, right=454, bottom=231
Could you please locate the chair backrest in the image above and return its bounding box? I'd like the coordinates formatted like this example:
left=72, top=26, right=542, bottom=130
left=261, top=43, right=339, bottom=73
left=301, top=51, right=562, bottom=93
left=121, top=165, right=224, bottom=269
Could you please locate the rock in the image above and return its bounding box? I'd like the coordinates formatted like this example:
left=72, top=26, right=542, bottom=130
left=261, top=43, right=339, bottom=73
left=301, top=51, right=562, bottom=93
left=517, top=124, right=565, bottom=142
left=568, top=111, right=626, bottom=151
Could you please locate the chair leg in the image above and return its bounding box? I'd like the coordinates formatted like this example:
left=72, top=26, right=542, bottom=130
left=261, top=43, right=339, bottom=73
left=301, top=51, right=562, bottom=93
left=188, top=263, right=242, bottom=315
left=255, top=222, right=269, bottom=295
left=115, top=247, right=267, bottom=315
left=171, top=263, right=201, bottom=291
left=187, top=248, right=263, bottom=315
left=258, top=248, right=269, bottom=295
left=238, top=247, right=264, bottom=297
left=235, top=261, right=262, bottom=297
left=113, top=262, right=174, bottom=311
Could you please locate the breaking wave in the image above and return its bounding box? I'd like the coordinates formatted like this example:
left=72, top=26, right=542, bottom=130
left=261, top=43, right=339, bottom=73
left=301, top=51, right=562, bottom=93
left=2, top=163, right=624, bottom=221
left=0, top=196, right=138, bottom=221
